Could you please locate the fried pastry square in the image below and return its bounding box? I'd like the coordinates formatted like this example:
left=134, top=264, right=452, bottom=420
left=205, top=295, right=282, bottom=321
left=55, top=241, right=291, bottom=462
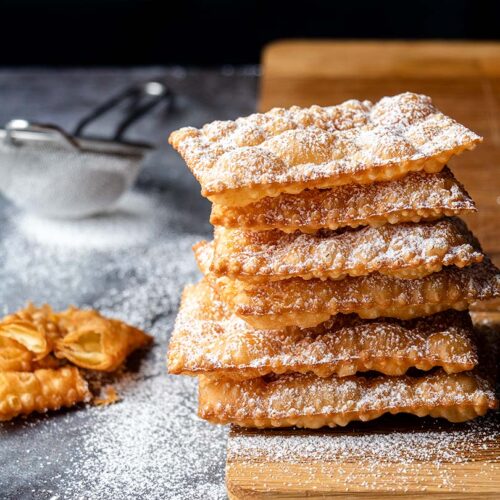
left=0, top=367, right=91, bottom=421
left=194, top=242, right=500, bottom=329
left=168, top=280, right=478, bottom=380
left=211, top=218, right=483, bottom=282
left=210, top=168, right=476, bottom=233
left=55, top=308, right=152, bottom=372
left=198, top=368, right=498, bottom=428
left=169, top=93, right=481, bottom=206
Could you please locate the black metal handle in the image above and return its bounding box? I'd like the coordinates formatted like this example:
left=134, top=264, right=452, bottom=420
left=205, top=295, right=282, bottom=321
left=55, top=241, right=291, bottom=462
left=72, top=81, right=172, bottom=142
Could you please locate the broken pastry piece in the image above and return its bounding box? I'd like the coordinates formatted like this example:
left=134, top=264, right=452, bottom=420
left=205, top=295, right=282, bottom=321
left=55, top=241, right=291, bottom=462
left=0, top=304, right=151, bottom=421
left=0, top=303, right=62, bottom=361
left=198, top=369, right=498, bottom=428
left=195, top=242, right=500, bottom=329
left=0, top=367, right=91, bottom=422
left=169, top=92, right=481, bottom=206
left=210, top=168, right=476, bottom=233
left=55, top=308, right=152, bottom=372
left=0, top=337, right=33, bottom=372
left=211, top=218, right=483, bottom=282
left=168, top=280, right=478, bottom=380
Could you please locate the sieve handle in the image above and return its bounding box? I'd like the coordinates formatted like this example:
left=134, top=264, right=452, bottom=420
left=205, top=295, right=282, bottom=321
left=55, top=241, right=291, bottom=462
left=72, top=81, right=172, bottom=142
left=4, top=120, right=80, bottom=150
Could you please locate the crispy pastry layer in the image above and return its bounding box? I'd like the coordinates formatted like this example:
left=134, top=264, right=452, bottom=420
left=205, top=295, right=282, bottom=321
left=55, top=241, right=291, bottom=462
left=168, top=280, right=478, bottom=380
left=0, top=303, right=63, bottom=361
left=195, top=242, right=500, bottom=329
left=55, top=308, right=152, bottom=371
left=0, top=304, right=151, bottom=371
left=198, top=369, right=498, bottom=428
left=169, top=93, right=481, bottom=206
left=0, top=367, right=91, bottom=421
left=0, top=337, right=33, bottom=372
left=211, top=218, right=483, bottom=282
left=210, top=168, right=476, bottom=233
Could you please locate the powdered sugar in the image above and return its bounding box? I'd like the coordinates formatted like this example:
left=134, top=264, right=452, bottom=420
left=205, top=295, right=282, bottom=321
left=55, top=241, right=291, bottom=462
left=169, top=92, right=482, bottom=200
left=16, top=191, right=165, bottom=251
left=0, top=187, right=227, bottom=499
left=227, top=414, right=500, bottom=492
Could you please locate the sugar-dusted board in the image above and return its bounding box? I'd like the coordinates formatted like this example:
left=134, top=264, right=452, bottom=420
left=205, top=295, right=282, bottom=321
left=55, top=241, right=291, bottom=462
left=226, top=41, right=500, bottom=499
left=226, top=414, right=500, bottom=499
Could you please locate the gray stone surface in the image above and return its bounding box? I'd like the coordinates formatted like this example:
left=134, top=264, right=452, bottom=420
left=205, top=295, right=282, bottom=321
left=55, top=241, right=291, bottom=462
left=0, top=67, right=258, bottom=499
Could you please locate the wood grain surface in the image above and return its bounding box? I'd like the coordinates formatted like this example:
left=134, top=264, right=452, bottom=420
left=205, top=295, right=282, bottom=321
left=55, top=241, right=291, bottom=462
left=226, top=40, right=500, bottom=499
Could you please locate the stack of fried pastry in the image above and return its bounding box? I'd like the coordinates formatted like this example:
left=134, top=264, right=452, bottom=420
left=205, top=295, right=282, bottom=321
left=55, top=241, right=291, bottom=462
left=0, top=304, right=151, bottom=421
left=168, top=92, right=500, bottom=428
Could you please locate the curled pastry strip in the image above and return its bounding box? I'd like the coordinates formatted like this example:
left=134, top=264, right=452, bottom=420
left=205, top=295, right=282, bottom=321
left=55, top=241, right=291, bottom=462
left=0, top=367, right=91, bottom=422
left=0, top=321, right=50, bottom=361
left=198, top=370, right=498, bottom=428
left=0, top=337, right=33, bottom=372
left=0, top=304, right=61, bottom=361
left=55, top=309, right=152, bottom=371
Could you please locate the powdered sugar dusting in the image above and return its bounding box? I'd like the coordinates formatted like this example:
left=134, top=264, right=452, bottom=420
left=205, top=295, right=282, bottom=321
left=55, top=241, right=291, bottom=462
left=170, top=92, right=482, bottom=196
left=0, top=188, right=226, bottom=499
left=212, top=217, right=483, bottom=280
left=16, top=191, right=165, bottom=251
left=227, top=414, right=499, bottom=492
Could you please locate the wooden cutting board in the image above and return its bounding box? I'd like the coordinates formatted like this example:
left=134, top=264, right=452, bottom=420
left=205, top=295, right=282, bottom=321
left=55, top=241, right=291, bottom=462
left=226, top=40, right=500, bottom=499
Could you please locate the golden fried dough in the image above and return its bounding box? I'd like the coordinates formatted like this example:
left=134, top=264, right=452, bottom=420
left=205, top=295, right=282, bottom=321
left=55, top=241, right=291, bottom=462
left=55, top=308, right=152, bottom=372
left=170, top=93, right=481, bottom=206
left=195, top=242, right=500, bottom=329
left=211, top=218, right=482, bottom=282
left=0, top=367, right=90, bottom=421
left=0, top=337, right=33, bottom=372
left=198, top=369, right=497, bottom=428
left=210, top=168, right=475, bottom=233
left=0, top=304, right=62, bottom=361
left=168, top=280, right=478, bottom=380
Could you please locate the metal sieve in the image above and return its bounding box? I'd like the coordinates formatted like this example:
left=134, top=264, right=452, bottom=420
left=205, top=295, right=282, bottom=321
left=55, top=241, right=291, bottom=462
left=0, top=80, right=171, bottom=218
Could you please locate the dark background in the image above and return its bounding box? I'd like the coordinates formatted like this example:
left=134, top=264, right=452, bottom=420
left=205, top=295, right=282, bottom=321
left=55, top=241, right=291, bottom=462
left=1, top=0, right=499, bottom=66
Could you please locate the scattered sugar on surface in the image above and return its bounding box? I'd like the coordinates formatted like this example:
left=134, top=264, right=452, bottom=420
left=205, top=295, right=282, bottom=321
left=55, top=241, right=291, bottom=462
left=16, top=191, right=163, bottom=251
left=0, top=188, right=226, bottom=499
left=228, top=414, right=500, bottom=492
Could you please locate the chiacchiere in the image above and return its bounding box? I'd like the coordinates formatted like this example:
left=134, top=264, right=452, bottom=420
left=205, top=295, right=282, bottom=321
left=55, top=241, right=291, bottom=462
left=55, top=308, right=151, bottom=371
left=168, top=280, right=478, bottom=381
left=197, top=368, right=497, bottom=428
left=210, top=168, right=476, bottom=233
left=210, top=218, right=483, bottom=282
left=0, top=367, right=91, bottom=421
left=169, top=93, right=481, bottom=206
left=0, top=304, right=152, bottom=421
